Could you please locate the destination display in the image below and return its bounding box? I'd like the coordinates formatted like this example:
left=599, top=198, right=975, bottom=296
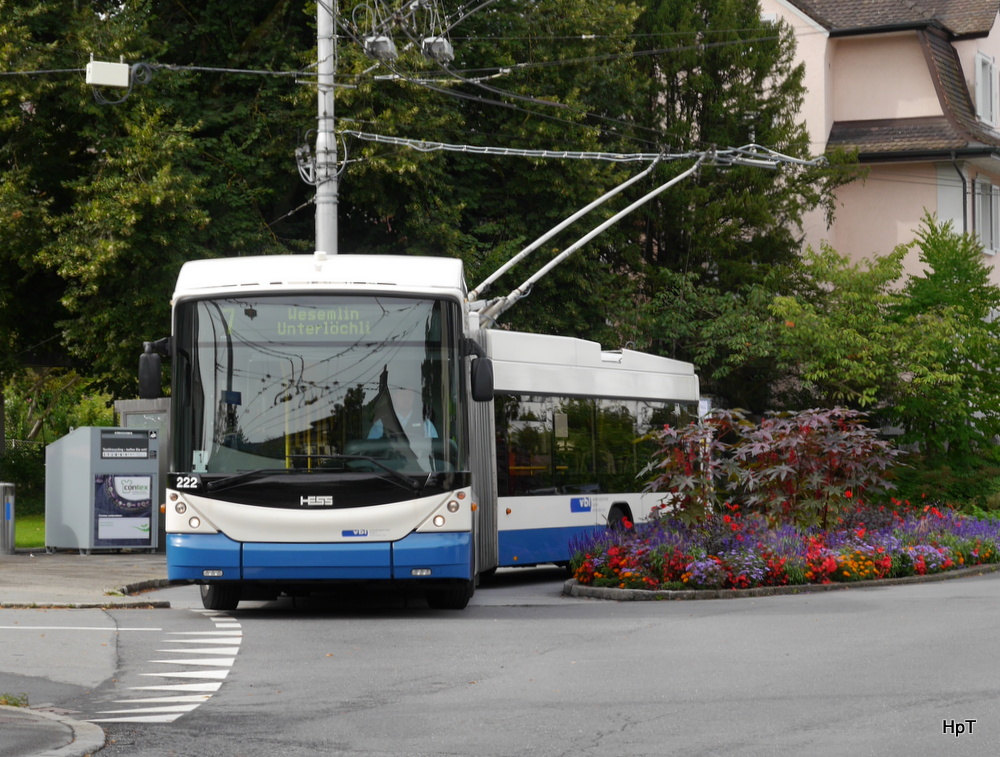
left=210, top=299, right=422, bottom=344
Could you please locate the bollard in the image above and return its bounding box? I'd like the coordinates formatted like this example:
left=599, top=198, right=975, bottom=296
left=0, top=482, right=14, bottom=555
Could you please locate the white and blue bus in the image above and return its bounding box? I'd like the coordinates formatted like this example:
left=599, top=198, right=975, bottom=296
left=140, top=252, right=699, bottom=610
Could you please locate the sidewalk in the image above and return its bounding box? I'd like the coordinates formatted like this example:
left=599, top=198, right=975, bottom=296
left=0, top=549, right=171, bottom=757
left=0, top=549, right=169, bottom=609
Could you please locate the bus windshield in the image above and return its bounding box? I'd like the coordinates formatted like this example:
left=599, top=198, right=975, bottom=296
left=172, top=294, right=464, bottom=476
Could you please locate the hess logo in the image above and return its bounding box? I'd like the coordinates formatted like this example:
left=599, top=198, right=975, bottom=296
left=300, top=495, right=334, bottom=507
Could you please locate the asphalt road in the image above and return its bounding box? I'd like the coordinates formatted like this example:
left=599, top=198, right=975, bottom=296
left=2, top=567, right=998, bottom=756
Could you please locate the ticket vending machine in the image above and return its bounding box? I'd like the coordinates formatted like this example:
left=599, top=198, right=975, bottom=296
left=45, top=427, right=159, bottom=553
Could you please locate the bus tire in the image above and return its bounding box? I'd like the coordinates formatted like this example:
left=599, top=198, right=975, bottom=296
left=425, top=580, right=474, bottom=610
left=608, top=504, right=633, bottom=530
left=201, top=582, right=242, bottom=611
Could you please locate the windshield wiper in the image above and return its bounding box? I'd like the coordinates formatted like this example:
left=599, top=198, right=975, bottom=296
left=300, top=454, right=428, bottom=492
left=204, top=469, right=296, bottom=493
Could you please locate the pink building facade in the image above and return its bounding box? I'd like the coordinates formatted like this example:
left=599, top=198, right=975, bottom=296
left=761, top=0, right=1000, bottom=284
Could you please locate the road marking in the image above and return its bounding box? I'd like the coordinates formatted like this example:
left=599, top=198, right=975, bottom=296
left=120, top=695, right=211, bottom=704
left=140, top=669, right=231, bottom=679
left=84, top=611, right=242, bottom=724
left=149, top=657, right=236, bottom=666
left=95, top=704, right=201, bottom=715
left=88, top=713, right=190, bottom=724
left=158, top=638, right=241, bottom=644
left=0, top=626, right=161, bottom=632
left=129, top=682, right=224, bottom=693
left=169, top=630, right=243, bottom=636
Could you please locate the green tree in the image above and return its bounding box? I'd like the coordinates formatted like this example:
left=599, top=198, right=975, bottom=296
left=646, top=268, right=797, bottom=411
left=1, top=0, right=848, bottom=407
left=0, top=1, right=314, bottom=396
left=632, top=0, right=855, bottom=403
left=633, top=0, right=845, bottom=282
left=3, top=370, right=113, bottom=443
left=330, top=0, right=648, bottom=341
left=769, top=242, right=944, bottom=409
left=890, top=214, right=1000, bottom=459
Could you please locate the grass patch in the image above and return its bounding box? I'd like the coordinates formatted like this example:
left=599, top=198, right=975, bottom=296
left=14, top=514, right=44, bottom=550
left=0, top=692, right=30, bottom=707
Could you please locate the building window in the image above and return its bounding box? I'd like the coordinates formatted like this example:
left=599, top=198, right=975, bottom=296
left=974, top=180, right=999, bottom=253
left=976, top=52, right=997, bottom=126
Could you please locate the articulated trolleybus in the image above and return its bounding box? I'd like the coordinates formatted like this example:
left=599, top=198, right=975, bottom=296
left=139, top=252, right=699, bottom=610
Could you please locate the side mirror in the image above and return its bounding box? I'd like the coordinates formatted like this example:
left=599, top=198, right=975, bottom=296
left=470, top=357, right=494, bottom=402
left=138, top=342, right=163, bottom=399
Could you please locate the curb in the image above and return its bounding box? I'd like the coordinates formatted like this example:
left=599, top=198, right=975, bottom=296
left=0, top=600, right=172, bottom=609
left=0, top=705, right=106, bottom=757
left=0, top=579, right=173, bottom=610
left=563, top=562, right=1000, bottom=601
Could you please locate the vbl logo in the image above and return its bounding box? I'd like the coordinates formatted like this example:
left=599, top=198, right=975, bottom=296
left=343, top=529, right=369, bottom=537
left=570, top=497, right=593, bottom=513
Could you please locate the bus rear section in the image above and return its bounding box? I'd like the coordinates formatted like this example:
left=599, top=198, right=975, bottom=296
left=478, top=330, right=701, bottom=570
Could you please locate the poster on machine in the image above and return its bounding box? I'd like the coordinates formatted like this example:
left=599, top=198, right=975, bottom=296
left=93, top=474, right=153, bottom=548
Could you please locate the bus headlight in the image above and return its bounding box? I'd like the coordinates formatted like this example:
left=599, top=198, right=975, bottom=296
left=433, top=514, right=446, bottom=527
left=175, top=502, right=187, bottom=514
left=189, top=517, right=201, bottom=529
left=447, top=500, right=460, bottom=513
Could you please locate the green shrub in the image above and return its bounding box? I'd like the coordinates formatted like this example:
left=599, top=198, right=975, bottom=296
left=0, top=443, right=45, bottom=516
left=890, top=452, right=1000, bottom=512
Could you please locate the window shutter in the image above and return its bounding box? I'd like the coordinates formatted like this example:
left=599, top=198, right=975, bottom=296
left=992, top=186, right=999, bottom=252
left=977, top=53, right=997, bottom=125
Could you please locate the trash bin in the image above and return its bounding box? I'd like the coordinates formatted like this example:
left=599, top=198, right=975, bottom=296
left=0, top=482, right=14, bottom=555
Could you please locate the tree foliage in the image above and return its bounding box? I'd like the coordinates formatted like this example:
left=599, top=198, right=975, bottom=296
left=0, top=0, right=843, bottom=404
left=771, top=243, right=914, bottom=408
left=646, top=268, right=796, bottom=411
left=632, top=0, right=857, bottom=404
left=1, top=0, right=313, bottom=394
left=890, top=214, right=1000, bottom=459
left=632, top=0, right=845, bottom=283
left=771, top=215, right=1000, bottom=463
left=331, top=0, right=649, bottom=341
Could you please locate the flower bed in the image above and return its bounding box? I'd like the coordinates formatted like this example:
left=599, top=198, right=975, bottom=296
left=569, top=504, right=1000, bottom=591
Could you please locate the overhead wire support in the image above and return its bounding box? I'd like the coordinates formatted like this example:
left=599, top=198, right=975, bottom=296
left=341, top=132, right=826, bottom=170
left=342, top=131, right=685, bottom=162
left=477, top=153, right=709, bottom=327
left=467, top=155, right=663, bottom=302
left=315, top=0, right=339, bottom=255
left=336, top=129, right=827, bottom=326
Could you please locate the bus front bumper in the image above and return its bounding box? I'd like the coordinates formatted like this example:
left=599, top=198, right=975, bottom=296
left=166, top=531, right=473, bottom=583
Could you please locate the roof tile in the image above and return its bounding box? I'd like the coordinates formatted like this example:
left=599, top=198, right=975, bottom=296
left=827, top=29, right=1000, bottom=155
left=786, top=0, right=1000, bottom=37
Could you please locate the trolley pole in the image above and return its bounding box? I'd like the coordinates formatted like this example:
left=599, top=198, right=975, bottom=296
left=316, top=0, right=338, bottom=255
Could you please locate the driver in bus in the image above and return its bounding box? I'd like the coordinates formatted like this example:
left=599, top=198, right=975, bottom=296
left=368, top=386, right=438, bottom=440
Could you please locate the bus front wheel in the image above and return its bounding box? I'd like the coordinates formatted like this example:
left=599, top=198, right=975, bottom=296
left=425, top=580, right=474, bottom=610
left=201, top=582, right=242, bottom=611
